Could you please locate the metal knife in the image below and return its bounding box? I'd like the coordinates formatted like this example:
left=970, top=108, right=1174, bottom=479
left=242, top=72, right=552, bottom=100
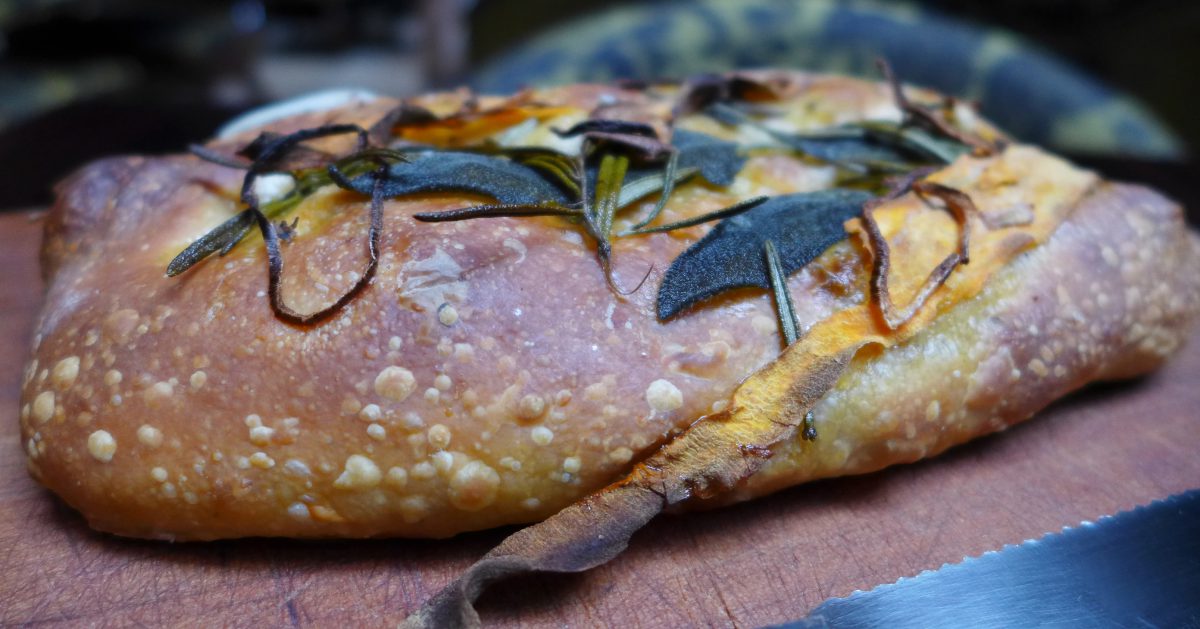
left=774, top=488, right=1200, bottom=628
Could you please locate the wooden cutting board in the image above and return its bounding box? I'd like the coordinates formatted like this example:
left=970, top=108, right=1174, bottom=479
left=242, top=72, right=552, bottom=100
left=2, top=210, right=1198, bottom=627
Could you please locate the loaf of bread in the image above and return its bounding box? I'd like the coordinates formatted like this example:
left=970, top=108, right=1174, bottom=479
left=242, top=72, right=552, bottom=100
left=18, top=70, right=1199, bottom=542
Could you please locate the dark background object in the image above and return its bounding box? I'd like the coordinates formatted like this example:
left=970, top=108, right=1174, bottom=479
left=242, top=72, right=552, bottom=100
left=469, top=0, right=1199, bottom=153
left=0, top=0, right=1196, bottom=212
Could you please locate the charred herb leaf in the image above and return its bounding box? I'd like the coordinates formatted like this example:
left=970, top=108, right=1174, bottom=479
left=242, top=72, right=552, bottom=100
left=554, top=119, right=659, bottom=139
left=260, top=162, right=390, bottom=325
left=332, top=151, right=575, bottom=206
left=876, top=58, right=997, bottom=156
left=675, top=72, right=785, bottom=117
left=367, top=102, right=439, bottom=145
left=555, top=119, right=672, bottom=159
left=657, top=189, right=873, bottom=320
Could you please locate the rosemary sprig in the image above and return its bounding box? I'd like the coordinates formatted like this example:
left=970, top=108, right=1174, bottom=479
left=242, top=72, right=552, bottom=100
left=626, top=150, right=680, bottom=232
left=620, top=195, right=767, bottom=236
left=764, top=239, right=799, bottom=347
left=169, top=147, right=404, bottom=277
left=586, top=152, right=629, bottom=290
left=168, top=65, right=989, bottom=334
left=413, top=203, right=578, bottom=222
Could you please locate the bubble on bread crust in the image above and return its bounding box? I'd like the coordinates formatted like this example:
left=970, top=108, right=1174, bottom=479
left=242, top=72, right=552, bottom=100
left=51, top=357, right=80, bottom=390
left=374, top=366, right=416, bottom=401
left=87, top=430, right=117, bottom=462
left=150, top=467, right=168, bottom=483
left=399, top=496, right=429, bottom=523
left=411, top=461, right=436, bottom=480
left=584, top=380, right=610, bottom=401
left=516, top=394, right=547, bottom=422
left=402, top=411, right=425, bottom=430
left=142, top=381, right=174, bottom=406
left=608, top=447, right=634, bottom=464
left=308, top=504, right=344, bottom=523
left=104, top=370, right=122, bottom=387
left=925, top=400, right=941, bottom=423
left=189, top=370, right=207, bottom=390
left=249, top=452, right=275, bottom=469
left=252, top=173, right=295, bottom=205
left=359, top=403, right=382, bottom=422
left=334, top=454, right=382, bottom=490
left=449, top=461, right=500, bottom=511
left=32, top=391, right=55, bottom=424
left=432, top=451, right=454, bottom=474
left=367, top=423, right=386, bottom=441
left=530, top=426, right=554, bottom=446
left=562, top=456, right=582, bottom=474
left=453, top=343, right=475, bottom=362
left=287, top=503, right=311, bottom=521
left=1028, top=358, right=1050, bottom=378
left=434, top=374, right=452, bottom=391
left=645, top=379, right=684, bottom=413
left=104, top=309, right=139, bottom=344
left=437, top=303, right=459, bottom=326
left=249, top=426, right=275, bottom=446
left=428, top=424, right=452, bottom=449
left=137, top=424, right=163, bottom=448
left=283, top=459, right=312, bottom=477
left=521, top=497, right=541, bottom=510
left=385, top=466, right=408, bottom=489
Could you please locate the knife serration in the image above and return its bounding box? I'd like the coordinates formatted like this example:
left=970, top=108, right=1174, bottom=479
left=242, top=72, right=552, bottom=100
left=775, top=489, right=1200, bottom=629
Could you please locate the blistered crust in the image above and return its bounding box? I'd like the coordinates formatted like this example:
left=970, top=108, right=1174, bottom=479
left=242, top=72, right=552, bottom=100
left=17, top=72, right=1199, bottom=539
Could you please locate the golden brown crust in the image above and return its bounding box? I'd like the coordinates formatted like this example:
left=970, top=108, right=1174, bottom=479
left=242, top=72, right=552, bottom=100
left=18, top=72, right=1199, bottom=540
left=716, top=182, right=1200, bottom=504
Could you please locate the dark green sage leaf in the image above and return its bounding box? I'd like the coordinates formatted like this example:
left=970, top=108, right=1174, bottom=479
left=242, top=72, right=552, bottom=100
left=333, top=151, right=575, bottom=206
left=657, top=189, right=873, bottom=320
left=672, top=129, right=745, bottom=186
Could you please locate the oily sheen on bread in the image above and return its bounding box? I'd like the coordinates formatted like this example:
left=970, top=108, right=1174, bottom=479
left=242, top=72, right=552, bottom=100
left=19, top=71, right=1200, bottom=542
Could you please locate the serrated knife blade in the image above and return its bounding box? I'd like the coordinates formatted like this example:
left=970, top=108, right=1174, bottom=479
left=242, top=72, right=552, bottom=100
left=774, top=489, right=1200, bottom=629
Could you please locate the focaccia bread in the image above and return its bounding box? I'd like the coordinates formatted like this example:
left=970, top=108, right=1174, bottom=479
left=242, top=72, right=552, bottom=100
left=18, top=70, right=1200, bottom=542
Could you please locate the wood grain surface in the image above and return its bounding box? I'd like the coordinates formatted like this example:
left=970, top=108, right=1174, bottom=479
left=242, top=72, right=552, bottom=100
left=2, top=211, right=1198, bottom=628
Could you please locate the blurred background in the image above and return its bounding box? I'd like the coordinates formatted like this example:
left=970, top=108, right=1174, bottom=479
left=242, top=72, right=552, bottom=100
left=0, top=0, right=1196, bottom=211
